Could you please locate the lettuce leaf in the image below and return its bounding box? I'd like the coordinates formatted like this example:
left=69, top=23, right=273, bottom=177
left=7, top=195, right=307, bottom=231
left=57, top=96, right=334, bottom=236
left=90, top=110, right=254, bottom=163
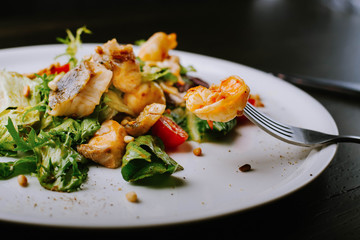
left=0, top=71, right=40, bottom=113
left=0, top=108, right=41, bottom=154
left=103, top=89, right=135, bottom=116
left=36, top=142, right=88, bottom=192
left=3, top=117, right=89, bottom=192
left=141, top=67, right=178, bottom=83
left=46, top=118, right=100, bottom=146
left=121, top=135, right=183, bottom=182
left=0, top=156, right=37, bottom=180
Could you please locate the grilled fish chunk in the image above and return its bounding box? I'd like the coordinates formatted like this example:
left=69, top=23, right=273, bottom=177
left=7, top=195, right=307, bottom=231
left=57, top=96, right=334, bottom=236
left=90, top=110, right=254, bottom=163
left=123, top=81, right=166, bottom=115
left=124, top=103, right=166, bottom=137
left=48, top=60, right=113, bottom=118
left=93, top=39, right=142, bottom=93
left=77, top=120, right=127, bottom=168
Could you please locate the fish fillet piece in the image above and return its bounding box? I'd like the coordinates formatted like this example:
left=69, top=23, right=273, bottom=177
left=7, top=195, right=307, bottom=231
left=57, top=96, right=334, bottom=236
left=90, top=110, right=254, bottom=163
left=93, top=39, right=142, bottom=93
left=77, top=120, right=127, bottom=168
left=124, top=103, right=166, bottom=137
left=48, top=60, right=113, bottom=118
left=123, top=81, right=166, bottom=115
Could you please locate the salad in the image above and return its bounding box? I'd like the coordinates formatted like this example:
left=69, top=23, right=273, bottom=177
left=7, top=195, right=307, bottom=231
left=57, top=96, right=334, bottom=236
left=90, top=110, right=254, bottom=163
left=0, top=27, right=255, bottom=192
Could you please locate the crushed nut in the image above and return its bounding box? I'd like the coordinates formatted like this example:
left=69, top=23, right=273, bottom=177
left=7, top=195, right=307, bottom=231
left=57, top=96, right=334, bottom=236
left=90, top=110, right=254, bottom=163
left=17, top=175, right=28, bottom=187
left=23, top=85, right=30, bottom=98
left=124, top=135, right=134, bottom=143
left=121, top=116, right=133, bottom=126
left=121, top=119, right=129, bottom=125
left=126, top=191, right=138, bottom=203
left=193, top=147, right=202, bottom=156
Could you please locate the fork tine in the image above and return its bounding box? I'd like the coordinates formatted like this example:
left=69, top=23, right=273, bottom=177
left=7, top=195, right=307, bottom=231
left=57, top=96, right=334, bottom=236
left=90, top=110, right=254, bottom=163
left=245, top=104, right=292, bottom=133
left=244, top=104, right=293, bottom=138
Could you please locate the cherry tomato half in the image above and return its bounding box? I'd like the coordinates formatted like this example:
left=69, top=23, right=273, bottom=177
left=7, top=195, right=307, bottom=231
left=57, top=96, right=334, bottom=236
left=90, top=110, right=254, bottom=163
left=51, top=63, right=70, bottom=74
left=151, top=116, right=188, bottom=149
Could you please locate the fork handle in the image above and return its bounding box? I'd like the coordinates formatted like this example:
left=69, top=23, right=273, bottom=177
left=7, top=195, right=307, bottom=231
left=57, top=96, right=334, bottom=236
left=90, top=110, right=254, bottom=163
left=330, top=135, right=360, bottom=144
left=275, top=73, right=360, bottom=97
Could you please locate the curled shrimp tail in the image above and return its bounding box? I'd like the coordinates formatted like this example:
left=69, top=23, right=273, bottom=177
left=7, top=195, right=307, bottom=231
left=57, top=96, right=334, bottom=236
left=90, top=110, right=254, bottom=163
left=184, top=75, right=250, bottom=122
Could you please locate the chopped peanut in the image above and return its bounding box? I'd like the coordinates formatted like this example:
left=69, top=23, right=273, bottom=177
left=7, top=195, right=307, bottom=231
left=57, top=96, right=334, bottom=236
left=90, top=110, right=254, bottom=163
left=124, top=135, right=134, bottom=143
left=126, top=191, right=138, bottom=203
left=193, top=147, right=202, bottom=156
left=121, top=119, right=129, bottom=126
left=17, top=175, right=28, bottom=187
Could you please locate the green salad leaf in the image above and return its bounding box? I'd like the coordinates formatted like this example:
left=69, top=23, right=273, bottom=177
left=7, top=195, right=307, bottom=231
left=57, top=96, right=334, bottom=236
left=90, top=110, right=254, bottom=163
left=5, top=117, right=48, bottom=152
left=0, top=71, right=40, bottom=113
left=36, top=142, right=88, bottom=192
left=103, top=89, right=135, bottom=116
left=121, top=135, right=183, bottom=182
left=0, top=156, right=37, bottom=180
left=56, top=26, right=91, bottom=68
left=180, top=64, right=196, bottom=75
left=141, top=66, right=178, bottom=83
left=0, top=108, right=40, bottom=154
left=46, top=118, right=100, bottom=146
left=4, top=117, right=90, bottom=192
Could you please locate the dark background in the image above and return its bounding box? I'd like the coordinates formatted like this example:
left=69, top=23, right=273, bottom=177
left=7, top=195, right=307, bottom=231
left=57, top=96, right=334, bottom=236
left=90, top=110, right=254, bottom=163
left=1, top=0, right=360, bottom=238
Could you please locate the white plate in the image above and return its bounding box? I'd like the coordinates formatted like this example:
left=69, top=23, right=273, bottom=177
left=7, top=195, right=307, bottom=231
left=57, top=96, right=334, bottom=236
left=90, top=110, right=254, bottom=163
left=0, top=44, right=338, bottom=228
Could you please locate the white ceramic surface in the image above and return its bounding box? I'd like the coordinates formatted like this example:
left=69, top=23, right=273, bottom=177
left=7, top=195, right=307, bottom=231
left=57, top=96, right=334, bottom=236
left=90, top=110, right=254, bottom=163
left=0, top=44, right=338, bottom=228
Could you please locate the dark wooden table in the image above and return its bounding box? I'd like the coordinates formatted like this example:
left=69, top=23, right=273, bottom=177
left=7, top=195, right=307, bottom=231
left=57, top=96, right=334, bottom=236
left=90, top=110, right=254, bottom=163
left=1, top=0, right=360, bottom=238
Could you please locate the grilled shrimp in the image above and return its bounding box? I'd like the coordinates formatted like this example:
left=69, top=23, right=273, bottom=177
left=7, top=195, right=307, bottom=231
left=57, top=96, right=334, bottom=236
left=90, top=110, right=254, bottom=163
left=184, top=75, right=250, bottom=122
left=77, top=120, right=127, bottom=168
left=123, top=81, right=166, bottom=115
left=138, top=32, right=177, bottom=62
left=48, top=60, right=113, bottom=118
left=124, top=103, right=166, bottom=137
left=93, top=39, right=142, bottom=93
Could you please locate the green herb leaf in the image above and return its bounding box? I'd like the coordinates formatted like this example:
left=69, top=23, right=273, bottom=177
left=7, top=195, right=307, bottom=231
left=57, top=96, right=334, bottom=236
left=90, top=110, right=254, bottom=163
left=121, top=135, right=183, bottom=182
left=36, top=143, right=88, bottom=192
left=0, top=156, right=37, bottom=180
left=5, top=117, right=50, bottom=152
left=5, top=117, right=33, bottom=152
left=180, top=64, right=196, bottom=75
left=46, top=117, right=100, bottom=146
left=141, top=67, right=178, bottom=83
left=56, top=26, right=92, bottom=68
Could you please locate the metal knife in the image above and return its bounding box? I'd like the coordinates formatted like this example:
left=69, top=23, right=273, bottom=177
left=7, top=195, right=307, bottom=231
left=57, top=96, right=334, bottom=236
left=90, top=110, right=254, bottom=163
left=273, top=72, right=360, bottom=96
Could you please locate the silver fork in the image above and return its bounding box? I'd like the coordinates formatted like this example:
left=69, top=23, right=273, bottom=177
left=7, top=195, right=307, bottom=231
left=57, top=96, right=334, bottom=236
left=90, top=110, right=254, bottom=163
left=243, top=103, right=360, bottom=147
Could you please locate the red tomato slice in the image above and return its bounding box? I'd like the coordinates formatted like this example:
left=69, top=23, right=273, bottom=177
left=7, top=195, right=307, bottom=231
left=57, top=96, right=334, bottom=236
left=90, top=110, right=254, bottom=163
left=151, top=116, right=188, bottom=149
left=51, top=63, right=70, bottom=74
left=247, top=98, right=256, bottom=106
